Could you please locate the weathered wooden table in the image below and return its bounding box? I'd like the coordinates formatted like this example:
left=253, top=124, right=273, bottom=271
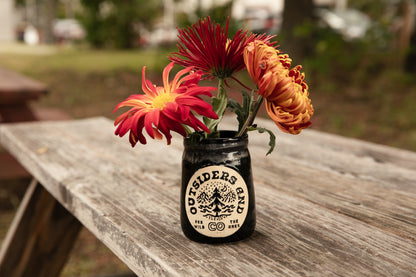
left=0, top=116, right=415, bottom=276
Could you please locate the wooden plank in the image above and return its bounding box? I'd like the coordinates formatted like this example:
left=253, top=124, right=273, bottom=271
left=0, top=179, right=82, bottom=277
left=0, top=117, right=415, bottom=276
left=251, top=154, right=416, bottom=239
left=0, top=67, right=47, bottom=105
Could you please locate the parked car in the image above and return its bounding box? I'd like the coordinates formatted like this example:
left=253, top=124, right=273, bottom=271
left=53, top=19, right=85, bottom=42
left=315, top=8, right=372, bottom=40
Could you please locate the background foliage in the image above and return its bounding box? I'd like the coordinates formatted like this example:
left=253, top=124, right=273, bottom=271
left=79, top=0, right=162, bottom=48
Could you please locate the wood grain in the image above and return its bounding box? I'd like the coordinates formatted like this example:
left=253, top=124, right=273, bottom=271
left=0, top=116, right=415, bottom=276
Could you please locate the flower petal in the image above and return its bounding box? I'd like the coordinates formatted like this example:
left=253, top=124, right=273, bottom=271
left=114, top=62, right=218, bottom=146
left=244, top=40, right=314, bottom=135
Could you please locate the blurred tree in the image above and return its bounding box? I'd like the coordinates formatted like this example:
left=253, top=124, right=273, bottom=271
left=280, top=0, right=316, bottom=61
left=176, top=1, right=240, bottom=36
left=348, top=0, right=387, bottom=21
left=396, top=0, right=416, bottom=73
left=39, top=0, right=57, bottom=43
left=404, top=22, right=416, bottom=73
left=79, top=0, right=105, bottom=48
left=349, top=0, right=416, bottom=73
left=79, top=0, right=162, bottom=49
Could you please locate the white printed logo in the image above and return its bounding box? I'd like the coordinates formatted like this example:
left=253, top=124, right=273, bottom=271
left=185, top=165, right=248, bottom=237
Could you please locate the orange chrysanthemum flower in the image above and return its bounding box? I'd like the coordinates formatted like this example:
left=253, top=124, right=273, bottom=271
left=169, top=17, right=275, bottom=79
left=114, top=62, right=218, bottom=146
left=244, top=41, right=314, bottom=134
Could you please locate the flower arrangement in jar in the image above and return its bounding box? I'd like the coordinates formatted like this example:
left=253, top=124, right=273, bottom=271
left=114, top=17, right=314, bottom=243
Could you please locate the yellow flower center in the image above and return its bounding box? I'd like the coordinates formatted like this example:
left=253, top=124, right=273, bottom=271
left=152, top=92, right=174, bottom=109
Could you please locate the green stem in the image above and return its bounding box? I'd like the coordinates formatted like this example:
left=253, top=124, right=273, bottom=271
left=205, top=78, right=227, bottom=138
left=237, top=96, right=264, bottom=137
left=215, top=78, right=227, bottom=131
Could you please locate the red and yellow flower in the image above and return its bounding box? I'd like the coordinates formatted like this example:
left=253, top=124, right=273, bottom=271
left=114, top=62, right=218, bottom=146
left=169, top=17, right=275, bottom=79
left=244, top=41, right=314, bottom=134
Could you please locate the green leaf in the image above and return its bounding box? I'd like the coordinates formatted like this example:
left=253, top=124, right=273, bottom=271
left=188, top=131, right=206, bottom=143
left=227, top=90, right=254, bottom=132
left=228, top=98, right=245, bottom=131
left=247, top=126, right=276, bottom=155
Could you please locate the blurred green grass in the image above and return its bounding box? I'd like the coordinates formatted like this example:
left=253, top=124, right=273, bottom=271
left=0, top=47, right=171, bottom=74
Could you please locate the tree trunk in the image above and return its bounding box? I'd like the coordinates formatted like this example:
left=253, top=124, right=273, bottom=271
left=38, top=0, right=57, bottom=44
left=403, top=0, right=416, bottom=73
left=281, top=0, right=316, bottom=62
left=404, top=26, right=416, bottom=73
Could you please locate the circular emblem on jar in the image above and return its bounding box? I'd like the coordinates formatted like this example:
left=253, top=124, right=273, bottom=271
left=185, top=165, right=249, bottom=237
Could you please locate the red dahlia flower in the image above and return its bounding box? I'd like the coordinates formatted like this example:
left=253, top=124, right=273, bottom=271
left=244, top=41, right=314, bottom=135
left=114, top=62, right=218, bottom=146
left=169, top=17, right=275, bottom=79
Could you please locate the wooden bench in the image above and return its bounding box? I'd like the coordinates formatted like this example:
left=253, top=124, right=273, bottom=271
left=0, top=66, right=69, bottom=180
left=0, top=116, right=415, bottom=276
left=0, top=66, right=48, bottom=123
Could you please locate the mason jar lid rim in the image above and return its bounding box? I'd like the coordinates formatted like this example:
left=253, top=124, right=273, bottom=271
left=184, top=130, right=248, bottom=146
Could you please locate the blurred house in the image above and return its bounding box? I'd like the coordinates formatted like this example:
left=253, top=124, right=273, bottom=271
left=0, top=0, right=15, bottom=42
left=0, top=0, right=83, bottom=45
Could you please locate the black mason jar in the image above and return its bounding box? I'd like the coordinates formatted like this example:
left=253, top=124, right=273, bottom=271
left=181, top=131, right=256, bottom=243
